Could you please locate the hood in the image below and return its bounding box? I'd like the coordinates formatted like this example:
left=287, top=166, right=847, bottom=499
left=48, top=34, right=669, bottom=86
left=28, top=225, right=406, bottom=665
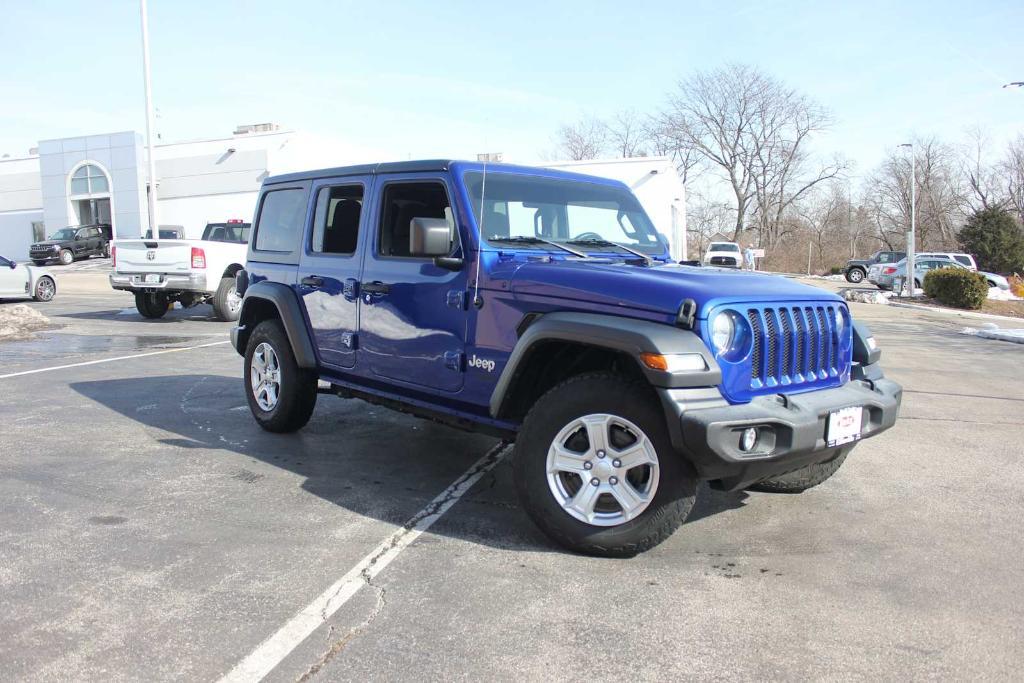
left=32, top=240, right=66, bottom=247
left=503, top=259, right=842, bottom=319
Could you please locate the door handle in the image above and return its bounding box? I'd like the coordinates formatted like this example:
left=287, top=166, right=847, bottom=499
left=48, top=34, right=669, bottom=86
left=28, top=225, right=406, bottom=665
left=301, top=275, right=324, bottom=288
left=361, top=281, right=390, bottom=295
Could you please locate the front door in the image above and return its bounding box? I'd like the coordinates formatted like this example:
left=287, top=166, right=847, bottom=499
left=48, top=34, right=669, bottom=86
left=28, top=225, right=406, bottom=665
left=296, top=177, right=370, bottom=370
left=0, top=257, right=25, bottom=296
left=357, top=176, right=468, bottom=393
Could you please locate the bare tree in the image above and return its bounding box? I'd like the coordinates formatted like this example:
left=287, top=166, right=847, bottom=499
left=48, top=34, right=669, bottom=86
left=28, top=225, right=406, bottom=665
left=603, top=110, right=648, bottom=158
left=641, top=117, right=702, bottom=184
left=551, top=117, right=607, bottom=160
left=686, top=190, right=734, bottom=258
left=862, top=137, right=963, bottom=251
left=660, top=64, right=840, bottom=243
left=959, top=127, right=1006, bottom=213
left=1002, top=134, right=1024, bottom=223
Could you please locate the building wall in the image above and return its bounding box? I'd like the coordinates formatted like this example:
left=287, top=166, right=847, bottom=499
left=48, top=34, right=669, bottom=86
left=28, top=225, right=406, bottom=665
left=544, top=157, right=688, bottom=260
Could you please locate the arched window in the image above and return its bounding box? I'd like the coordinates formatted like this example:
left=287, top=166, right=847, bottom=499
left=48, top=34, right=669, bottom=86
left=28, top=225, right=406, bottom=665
left=70, top=164, right=110, bottom=195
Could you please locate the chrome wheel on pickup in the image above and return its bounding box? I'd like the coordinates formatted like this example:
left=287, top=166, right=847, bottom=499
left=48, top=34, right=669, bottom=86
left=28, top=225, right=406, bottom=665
left=243, top=319, right=318, bottom=433
left=514, top=372, right=696, bottom=557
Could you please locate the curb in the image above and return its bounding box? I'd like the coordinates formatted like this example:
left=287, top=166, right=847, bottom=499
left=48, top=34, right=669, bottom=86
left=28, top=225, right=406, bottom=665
left=887, top=301, right=1024, bottom=324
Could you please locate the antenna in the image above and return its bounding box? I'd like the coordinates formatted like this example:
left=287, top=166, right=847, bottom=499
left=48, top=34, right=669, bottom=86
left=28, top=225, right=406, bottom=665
left=471, top=157, right=488, bottom=308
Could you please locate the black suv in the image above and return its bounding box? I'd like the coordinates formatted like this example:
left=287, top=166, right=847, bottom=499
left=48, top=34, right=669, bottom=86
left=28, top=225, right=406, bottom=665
left=844, top=250, right=904, bottom=284
left=30, top=224, right=112, bottom=266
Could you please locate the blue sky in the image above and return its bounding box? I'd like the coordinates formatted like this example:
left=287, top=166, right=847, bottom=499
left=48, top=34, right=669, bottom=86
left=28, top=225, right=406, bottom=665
left=1, top=0, right=1021, bottom=179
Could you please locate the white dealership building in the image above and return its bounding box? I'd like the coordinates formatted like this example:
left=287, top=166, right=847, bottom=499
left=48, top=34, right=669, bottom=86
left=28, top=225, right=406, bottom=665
left=0, top=125, right=686, bottom=261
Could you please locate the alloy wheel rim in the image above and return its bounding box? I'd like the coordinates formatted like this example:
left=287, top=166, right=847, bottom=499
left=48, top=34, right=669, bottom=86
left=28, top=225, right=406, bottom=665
left=545, top=413, right=660, bottom=527
left=250, top=342, right=282, bottom=411
left=37, top=278, right=54, bottom=300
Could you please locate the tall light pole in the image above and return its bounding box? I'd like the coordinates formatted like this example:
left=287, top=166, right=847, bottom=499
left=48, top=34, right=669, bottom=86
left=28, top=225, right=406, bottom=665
left=899, top=143, right=915, bottom=296
left=140, top=0, right=159, bottom=239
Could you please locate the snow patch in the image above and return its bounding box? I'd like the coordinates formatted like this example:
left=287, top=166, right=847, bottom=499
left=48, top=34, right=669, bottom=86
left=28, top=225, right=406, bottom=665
left=987, top=287, right=1023, bottom=302
left=842, top=289, right=892, bottom=305
left=0, top=304, right=53, bottom=340
left=961, top=326, right=1024, bottom=344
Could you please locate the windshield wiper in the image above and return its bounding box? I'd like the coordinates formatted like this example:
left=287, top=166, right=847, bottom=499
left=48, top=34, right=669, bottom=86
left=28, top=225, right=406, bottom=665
left=564, top=238, right=653, bottom=265
left=488, top=236, right=589, bottom=258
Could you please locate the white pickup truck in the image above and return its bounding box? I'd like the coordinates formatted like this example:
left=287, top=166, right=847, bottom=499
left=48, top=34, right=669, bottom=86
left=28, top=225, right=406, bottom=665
left=109, top=221, right=250, bottom=321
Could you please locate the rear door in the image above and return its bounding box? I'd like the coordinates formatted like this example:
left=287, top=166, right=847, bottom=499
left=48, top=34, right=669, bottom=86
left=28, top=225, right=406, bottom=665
left=296, top=176, right=371, bottom=370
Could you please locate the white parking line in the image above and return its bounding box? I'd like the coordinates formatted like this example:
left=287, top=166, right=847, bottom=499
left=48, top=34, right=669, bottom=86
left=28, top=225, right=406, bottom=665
left=219, top=442, right=509, bottom=683
left=0, top=340, right=231, bottom=380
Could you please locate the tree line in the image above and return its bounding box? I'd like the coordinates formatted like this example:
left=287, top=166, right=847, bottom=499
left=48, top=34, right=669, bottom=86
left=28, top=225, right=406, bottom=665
left=550, top=64, right=1024, bottom=274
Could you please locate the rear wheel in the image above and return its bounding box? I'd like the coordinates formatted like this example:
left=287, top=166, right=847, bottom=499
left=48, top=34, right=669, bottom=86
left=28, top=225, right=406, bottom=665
left=747, top=447, right=851, bottom=493
left=244, top=319, right=317, bottom=433
left=103, top=242, right=111, bottom=258
left=845, top=267, right=865, bottom=283
left=58, top=249, right=73, bottom=266
left=212, top=276, right=242, bottom=322
left=135, top=292, right=169, bottom=319
left=33, top=276, right=56, bottom=302
left=513, top=372, right=696, bottom=557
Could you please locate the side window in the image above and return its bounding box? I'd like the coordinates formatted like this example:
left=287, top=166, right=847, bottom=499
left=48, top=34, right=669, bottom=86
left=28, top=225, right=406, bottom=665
left=378, top=182, right=452, bottom=258
left=311, top=184, right=364, bottom=255
left=954, top=255, right=972, bottom=267
left=255, top=188, right=306, bottom=252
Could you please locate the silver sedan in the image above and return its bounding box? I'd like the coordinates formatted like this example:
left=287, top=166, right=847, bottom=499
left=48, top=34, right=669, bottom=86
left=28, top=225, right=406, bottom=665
left=0, top=255, right=57, bottom=301
left=876, top=258, right=1009, bottom=291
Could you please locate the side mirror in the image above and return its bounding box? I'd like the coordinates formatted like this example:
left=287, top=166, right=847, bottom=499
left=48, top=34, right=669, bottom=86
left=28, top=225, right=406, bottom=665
left=409, top=217, right=452, bottom=257
left=9, top=261, right=16, bottom=270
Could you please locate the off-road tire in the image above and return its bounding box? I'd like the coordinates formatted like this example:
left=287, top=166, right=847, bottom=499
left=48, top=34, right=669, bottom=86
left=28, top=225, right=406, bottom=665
left=58, top=249, right=74, bottom=266
left=747, top=447, right=851, bottom=494
left=244, top=319, right=317, bottom=433
left=212, top=276, right=241, bottom=322
left=514, top=372, right=697, bottom=557
left=845, top=267, right=865, bottom=283
left=135, top=292, right=169, bottom=319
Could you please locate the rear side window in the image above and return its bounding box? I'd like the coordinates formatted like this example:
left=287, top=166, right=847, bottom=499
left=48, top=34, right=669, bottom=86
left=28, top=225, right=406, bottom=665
left=953, top=255, right=972, bottom=267
left=311, top=185, right=364, bottom=255
left=255, top=189, right=306, bottom=252
left=378, top=182, right=451, bottom=258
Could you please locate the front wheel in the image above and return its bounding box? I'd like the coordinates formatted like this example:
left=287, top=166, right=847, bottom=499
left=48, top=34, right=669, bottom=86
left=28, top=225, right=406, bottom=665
left=33, top=276, right=56, bottom=302
left=513, top=372, right=696, bottom=557
left=746, top=447, right=851, bottom=493
left=845, top=267, right=865, bottom=283
left=58, top=249, right=74, bottom=266
left=135, top=292, right=169, bottom=319
left=244, top=319, right=317, bottom=433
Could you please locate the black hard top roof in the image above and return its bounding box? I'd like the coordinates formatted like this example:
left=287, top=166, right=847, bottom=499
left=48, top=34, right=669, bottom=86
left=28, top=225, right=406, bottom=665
left=265, top=160, right=453, bottom=185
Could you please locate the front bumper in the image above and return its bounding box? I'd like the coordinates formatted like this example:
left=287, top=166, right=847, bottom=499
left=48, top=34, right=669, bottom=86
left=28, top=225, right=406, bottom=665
left=661, top=374, right=902, bottom=491
left=109, top=272, right=209, bottom=293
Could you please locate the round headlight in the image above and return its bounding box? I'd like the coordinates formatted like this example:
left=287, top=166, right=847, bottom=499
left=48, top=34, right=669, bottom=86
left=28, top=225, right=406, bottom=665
left=711, top=312, right=736, bottom=353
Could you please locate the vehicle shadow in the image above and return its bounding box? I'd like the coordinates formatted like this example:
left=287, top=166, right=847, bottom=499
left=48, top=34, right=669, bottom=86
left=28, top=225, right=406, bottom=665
left=58, top=307, right=225, bottom=323
left=69, top=374, right=749, bottom=555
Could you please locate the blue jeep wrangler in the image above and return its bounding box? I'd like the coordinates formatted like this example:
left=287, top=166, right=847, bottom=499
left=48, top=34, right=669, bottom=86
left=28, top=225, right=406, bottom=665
left=230, top=160, right=901, bottom=556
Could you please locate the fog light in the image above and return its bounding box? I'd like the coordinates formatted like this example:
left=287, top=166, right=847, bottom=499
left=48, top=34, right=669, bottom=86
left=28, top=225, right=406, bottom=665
left=740, top=427, right=758, bottom=452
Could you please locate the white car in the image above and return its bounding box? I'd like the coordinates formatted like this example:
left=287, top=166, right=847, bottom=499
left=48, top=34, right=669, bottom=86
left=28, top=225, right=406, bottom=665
left=0, top=255, right=56, bottom=302
left=703, top=241, right=743, bottom=268
left=867, top=252, right=977, bottom=284
left=109, top=220, right=249, bottom=321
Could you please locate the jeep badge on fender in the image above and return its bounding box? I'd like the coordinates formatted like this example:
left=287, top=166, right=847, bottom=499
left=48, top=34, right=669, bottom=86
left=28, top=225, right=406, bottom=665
left=229, top=160, right=901, bottom=557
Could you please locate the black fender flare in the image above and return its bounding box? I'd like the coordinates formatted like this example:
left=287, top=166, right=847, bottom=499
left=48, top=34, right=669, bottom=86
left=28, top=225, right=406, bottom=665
left=489, top=311, right=721, bottom=418
left=232, top=281, right=317, bottom=368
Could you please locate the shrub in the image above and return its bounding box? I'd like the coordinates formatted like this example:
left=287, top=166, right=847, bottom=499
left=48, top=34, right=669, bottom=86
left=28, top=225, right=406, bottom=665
left=923, top=267, right=988, bottom=309
left=958, top=207, right=1024, bottom=274
left=828, top=265, right=843, bottom=275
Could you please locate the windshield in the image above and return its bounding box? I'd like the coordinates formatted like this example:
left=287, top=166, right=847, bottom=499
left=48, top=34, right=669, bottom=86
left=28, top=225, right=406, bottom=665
left=202, top=223, right=251, bottom=243
left=49, top=228, right=78, bottom=240
left=464, top=172, right=663, bottom=254
left=711, top=243, right=740, bottom=252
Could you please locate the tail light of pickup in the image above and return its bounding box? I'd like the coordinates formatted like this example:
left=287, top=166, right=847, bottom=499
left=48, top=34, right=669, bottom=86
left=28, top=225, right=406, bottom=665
left=882, top=266, right=897, bottom=275
left=111, top=245, right=116, bottom=268
left=191, top=247, right=206, bottom=269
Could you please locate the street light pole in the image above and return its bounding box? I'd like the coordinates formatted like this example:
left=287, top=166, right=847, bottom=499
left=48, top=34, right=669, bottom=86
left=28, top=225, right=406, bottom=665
left=140, top=0, right=159, bottom=239
left=899, top=143, right=916, bottom=296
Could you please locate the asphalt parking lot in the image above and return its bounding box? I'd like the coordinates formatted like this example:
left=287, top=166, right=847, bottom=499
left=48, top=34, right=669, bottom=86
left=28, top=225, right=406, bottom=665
left=2, top=272, right=1023, bottom=681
